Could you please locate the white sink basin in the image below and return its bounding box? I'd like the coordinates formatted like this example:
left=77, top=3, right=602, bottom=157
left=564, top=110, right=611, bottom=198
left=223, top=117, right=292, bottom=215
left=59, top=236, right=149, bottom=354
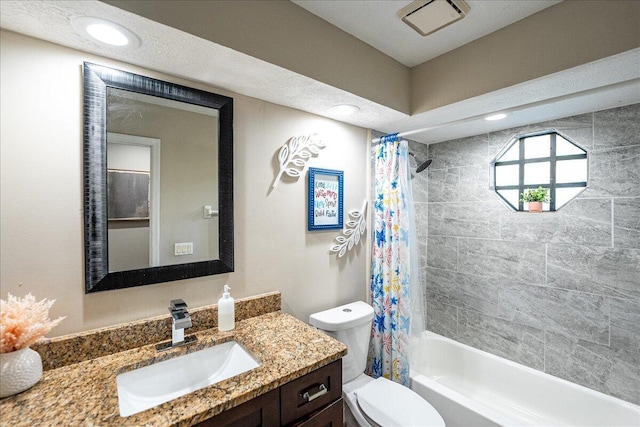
left=116, top=340, right=260, bottom=417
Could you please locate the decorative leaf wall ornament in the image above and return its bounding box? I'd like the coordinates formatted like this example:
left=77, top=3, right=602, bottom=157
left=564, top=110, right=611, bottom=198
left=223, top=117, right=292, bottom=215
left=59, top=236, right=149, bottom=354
left=272, top=134, right=326, bottom=189
left=330, top=200, right=368, bottom=257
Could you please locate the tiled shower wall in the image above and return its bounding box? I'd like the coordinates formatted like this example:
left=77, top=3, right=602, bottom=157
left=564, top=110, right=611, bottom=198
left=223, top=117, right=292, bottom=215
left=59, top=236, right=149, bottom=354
left=375, top=103, right=639, bottom=405
left=415, top=103, right=640, bottom=405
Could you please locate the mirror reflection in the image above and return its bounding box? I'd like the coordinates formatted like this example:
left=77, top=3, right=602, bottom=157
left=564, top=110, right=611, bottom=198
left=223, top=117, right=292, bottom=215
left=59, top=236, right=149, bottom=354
left=106, top=89, right=220, bottom=271
left=83, top=62, right=234, bottom=293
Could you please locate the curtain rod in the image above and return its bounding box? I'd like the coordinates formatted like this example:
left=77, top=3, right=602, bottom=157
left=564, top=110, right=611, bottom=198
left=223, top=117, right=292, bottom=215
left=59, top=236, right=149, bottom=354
left=371, top=124, right=444, bottom=144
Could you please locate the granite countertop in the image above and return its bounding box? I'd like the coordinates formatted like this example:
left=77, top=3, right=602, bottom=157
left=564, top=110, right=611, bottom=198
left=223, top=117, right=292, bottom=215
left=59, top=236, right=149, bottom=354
left=0, top=312, right=347, bottom=426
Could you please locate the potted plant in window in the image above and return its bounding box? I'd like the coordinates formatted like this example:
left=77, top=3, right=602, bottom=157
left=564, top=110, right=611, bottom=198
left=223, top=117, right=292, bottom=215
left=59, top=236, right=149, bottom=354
left=520, top=186, right=550, bottom=213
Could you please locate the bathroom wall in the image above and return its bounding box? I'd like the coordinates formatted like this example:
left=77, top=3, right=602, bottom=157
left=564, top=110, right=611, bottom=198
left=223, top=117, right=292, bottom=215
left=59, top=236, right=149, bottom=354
left=107, top=143, right=151, bottom=271
left=411, top=0, right=640, bottom=114
left=103, top=0, right=411, bottom=114
left=0, top=30, right=369, bottom=336
left=418, top=103, right=640, bottom=404
left=109, top=102, right=220, bottom=266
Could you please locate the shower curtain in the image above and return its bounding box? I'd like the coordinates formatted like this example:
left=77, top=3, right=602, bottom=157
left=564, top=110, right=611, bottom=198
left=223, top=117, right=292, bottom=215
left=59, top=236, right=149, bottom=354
left=367, top=133, right=424, bottom=386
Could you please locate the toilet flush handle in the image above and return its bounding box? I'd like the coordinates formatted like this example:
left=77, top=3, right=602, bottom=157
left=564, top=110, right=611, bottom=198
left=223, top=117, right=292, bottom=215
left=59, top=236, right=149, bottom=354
left=302, top=383, right=328, bottom=402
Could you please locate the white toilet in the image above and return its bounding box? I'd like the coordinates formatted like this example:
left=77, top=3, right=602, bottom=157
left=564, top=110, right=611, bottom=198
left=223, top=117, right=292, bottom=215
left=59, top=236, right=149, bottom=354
left=309, top=301, right=445, bottom=427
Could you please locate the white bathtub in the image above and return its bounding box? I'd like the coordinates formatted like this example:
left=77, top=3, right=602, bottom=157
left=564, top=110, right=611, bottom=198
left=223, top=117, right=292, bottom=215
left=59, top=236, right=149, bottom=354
left=409, top=331, right=640, bottom=427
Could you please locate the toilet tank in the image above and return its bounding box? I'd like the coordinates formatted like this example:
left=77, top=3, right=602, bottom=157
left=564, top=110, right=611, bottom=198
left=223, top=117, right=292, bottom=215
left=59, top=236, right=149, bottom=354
left=309, top=301, right=374, bottom=382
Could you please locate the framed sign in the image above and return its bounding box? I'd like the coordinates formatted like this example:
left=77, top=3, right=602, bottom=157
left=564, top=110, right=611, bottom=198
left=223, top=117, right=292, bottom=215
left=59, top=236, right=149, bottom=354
left=308, top=168, right=343, bottom=231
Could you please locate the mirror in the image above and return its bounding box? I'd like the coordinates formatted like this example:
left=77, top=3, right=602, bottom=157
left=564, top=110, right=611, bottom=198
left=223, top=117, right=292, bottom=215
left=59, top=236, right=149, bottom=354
left=83, top=62, right=233, bottom=293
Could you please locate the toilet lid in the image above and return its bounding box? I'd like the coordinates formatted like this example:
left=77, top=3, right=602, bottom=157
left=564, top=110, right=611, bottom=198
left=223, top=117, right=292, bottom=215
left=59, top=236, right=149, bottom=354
left=356, top=377, right=445, bottom=427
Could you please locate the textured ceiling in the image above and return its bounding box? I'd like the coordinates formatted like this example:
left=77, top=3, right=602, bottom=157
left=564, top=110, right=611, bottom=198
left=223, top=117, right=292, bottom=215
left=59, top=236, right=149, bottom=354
left=292, top=0, right=562, bottom=67
left=1, top=0, right=638, bottom=144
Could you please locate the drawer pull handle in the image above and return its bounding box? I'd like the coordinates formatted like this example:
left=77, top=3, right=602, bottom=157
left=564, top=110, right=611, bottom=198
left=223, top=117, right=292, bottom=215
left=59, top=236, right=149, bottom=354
left=302, top=384, right=327, bottom=402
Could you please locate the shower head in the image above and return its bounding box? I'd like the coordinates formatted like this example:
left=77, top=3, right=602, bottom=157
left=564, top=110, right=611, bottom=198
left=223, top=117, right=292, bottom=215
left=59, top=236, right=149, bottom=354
left=416, top=158, right=432, bottom=173
left=409, top=152, right=432, bottom=173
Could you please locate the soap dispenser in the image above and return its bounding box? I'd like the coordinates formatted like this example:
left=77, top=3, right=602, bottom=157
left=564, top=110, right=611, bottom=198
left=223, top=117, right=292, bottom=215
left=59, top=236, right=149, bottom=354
left=217, top=285, right=235, bottom=331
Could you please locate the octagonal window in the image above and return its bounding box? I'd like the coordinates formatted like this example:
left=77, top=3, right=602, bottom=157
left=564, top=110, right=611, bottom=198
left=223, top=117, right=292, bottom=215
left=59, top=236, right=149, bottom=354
left=490, top=130, right=588, bottom=212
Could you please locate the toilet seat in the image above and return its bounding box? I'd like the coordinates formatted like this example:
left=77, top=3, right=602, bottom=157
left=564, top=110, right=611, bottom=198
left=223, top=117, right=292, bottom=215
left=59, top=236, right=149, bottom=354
left=355, top=377, right=445, bottom=427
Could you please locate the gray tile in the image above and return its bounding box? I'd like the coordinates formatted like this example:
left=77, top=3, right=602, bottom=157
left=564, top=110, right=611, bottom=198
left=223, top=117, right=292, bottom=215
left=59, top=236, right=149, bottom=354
left=547, top=245, right=640, bottom=301
left=607, top=350, right=640, bottom=405
left=408, top=139, right=429, bottom=159
left=409, top=139, right=430, bottom=203
left=545, top=331, right=640, bottom=405
left=424, top=162, right=487, bottom=204
left=426, top=299, right=458, bottom=340
left=414, top=105, right=640, bottom=406
left=413, top=267, right=428, bottom=331
left=489, top=130, right=519, bottom=160
left=610, top=298, right=640, bottom=352
left=426, top=267, right=458, bottom=307
left=488, top=112, right=594, bottom=155
left=427, top=236, right=457, bottom=271
left=544, top=113, right=595, bottom=151
left=418, top=234, right=427, bottom=272
left=582, top=145, right=640, bottom=198
left=457, top=238, right=546, bottom=284
left=456, top=272, right=502, bottom=317
left=614, top=198, right=640, bottom=249
left=429, top=134, right=488, bottom=169
left=428, top=168, right=459, bottom=202
left=499, top=284, right=609, bottom=345
left=594, top=104, right=640, bottom=150
left=428, top=202, right=501, bottom=239
left=414, top=203, right=428, bottom=267
left=411, top=169, right=429, bottom=203
left=415, top=201, right=429, bottom=246
left=459, top=163, right=492, bottom=202
left=545, top=331, right=614, bottom=394
left=458, top=309, right=545, bottom=370
left=426, top=267, right=501, bottom=316
left=500, top=199, right=612, bottom=246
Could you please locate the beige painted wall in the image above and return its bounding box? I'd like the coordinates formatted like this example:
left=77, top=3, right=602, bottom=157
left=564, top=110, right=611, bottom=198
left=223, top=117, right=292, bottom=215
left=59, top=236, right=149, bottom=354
left=0, top=30, right=369, bottom=337
left=103, top=1, right=640, bottom=118
left=411, top=0, right=640, bottom=114
left=102, top=0, right=411, bottom=114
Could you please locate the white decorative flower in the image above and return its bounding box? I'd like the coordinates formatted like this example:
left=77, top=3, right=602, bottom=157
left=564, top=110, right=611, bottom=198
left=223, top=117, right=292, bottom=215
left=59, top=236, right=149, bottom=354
left=330, top=200, right=368, bottom=257
left=272, top=134, right=326, bottom=189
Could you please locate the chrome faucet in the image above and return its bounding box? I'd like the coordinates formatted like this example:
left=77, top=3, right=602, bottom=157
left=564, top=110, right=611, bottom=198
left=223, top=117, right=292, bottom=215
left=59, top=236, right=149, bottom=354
left=170, top=299, right=191, bottom=345
left=156, top=299, right=197, bottom=351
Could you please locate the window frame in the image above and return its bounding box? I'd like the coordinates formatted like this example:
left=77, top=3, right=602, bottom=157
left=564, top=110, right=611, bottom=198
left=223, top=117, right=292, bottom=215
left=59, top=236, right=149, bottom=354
left=490, top=129, right=588, bottom=212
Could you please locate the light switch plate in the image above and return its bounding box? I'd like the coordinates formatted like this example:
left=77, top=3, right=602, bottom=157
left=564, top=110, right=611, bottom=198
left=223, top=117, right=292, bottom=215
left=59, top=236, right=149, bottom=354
left=174, top=242, right=193, bottom=256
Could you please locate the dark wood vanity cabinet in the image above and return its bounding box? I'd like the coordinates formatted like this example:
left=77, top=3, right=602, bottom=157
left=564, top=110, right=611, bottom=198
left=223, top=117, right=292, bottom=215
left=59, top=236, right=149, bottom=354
left=280, top=359, right=342, bottom=426
left=196, top=359, right=343, bottom=427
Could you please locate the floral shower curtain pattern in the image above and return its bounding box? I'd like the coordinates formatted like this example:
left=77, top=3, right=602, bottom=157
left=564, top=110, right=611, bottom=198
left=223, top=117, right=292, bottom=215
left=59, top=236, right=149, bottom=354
left=367, top=133, right=414, bottom=386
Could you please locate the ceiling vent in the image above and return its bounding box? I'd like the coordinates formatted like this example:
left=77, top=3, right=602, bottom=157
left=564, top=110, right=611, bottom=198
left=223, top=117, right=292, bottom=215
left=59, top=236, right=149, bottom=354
left=398, top=0, right=470, bottom=36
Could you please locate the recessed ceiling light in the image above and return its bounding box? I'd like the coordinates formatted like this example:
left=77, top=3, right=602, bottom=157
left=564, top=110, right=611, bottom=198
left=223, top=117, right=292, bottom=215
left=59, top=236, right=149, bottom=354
left=86, top=24, right=128, bottom=46
left=72, top=17, right=140, bottom=49
left=485, top=113, right=508, bottom=121
left=329, top=104, right=360, bottom=116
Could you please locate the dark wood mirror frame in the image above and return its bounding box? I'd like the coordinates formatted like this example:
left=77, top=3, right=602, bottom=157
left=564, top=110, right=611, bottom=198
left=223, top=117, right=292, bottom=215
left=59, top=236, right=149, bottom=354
left=83, top=62, right=234, bottom=293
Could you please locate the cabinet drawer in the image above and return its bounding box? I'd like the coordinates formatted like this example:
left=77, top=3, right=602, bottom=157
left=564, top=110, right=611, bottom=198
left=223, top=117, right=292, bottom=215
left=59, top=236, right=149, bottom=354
left=195, top=388, right=280, bottom=427
left=292, top=398, right=343, bottom=427
left=280, top=359, right=342, bottom=426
